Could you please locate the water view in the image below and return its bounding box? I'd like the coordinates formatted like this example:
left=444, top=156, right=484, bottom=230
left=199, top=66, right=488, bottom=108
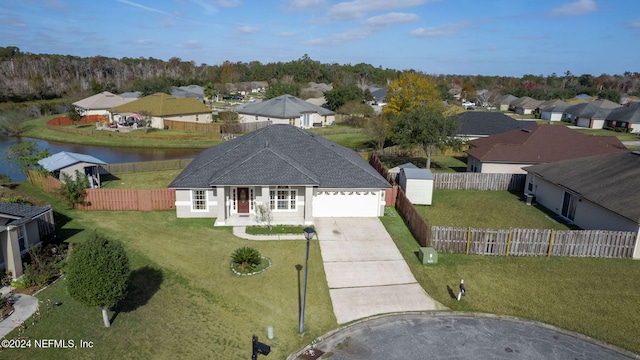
left=0, top=136, right=202, bottom=182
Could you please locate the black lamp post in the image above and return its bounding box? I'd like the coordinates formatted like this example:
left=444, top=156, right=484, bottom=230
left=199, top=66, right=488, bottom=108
left=299, top=226, right=316, bottom=334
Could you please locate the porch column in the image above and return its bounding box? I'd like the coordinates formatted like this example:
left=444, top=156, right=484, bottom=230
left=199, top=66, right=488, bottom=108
left=5, top=227, right=23, bottom=280
left=304, top=187, right=313, bottom=225
left=260, top=186, right=270, bottom=208
left=633, top=231, right=640, bottom=260
left=216, top=186, right=227, bottom=225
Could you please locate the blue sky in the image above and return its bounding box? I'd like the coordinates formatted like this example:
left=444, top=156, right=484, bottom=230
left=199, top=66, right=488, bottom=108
left=1, top=0, right=639, bottom=77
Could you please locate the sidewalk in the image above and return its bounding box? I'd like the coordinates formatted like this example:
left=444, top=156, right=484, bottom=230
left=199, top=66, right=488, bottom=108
left=0, top=286, right=39, bottom=339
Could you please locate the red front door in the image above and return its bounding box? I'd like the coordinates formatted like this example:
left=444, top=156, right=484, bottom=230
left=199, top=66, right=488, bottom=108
left=237, top=188, right=249, bottom=214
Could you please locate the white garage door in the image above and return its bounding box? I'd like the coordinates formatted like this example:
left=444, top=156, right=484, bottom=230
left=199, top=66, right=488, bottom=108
left=312, top=190, right=381, bottom=217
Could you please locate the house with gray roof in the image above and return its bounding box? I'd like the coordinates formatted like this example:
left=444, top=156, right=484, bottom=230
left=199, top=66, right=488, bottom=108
left=0, top=203, right=55, bottom=279
left=38, top=151, right=107, bottom=188
left=235, top=94, right=335, bottom=128
left=525, top=151, right=640, bottom=258
left=497, top=94, right=518, bottom=111
left=168, top=124, right=390, bottom=225
left=563, top=99, right=621, bottom=129
left=510, top=96, right=543, bottom=115
left=604, top=102, right=640, bottom=133
left=456, top=111, right=537, bottom=140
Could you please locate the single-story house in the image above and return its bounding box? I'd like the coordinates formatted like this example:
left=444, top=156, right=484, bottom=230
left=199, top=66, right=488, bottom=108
left=497, top=94, right=518, bottom=112
left=510, top=97, right=543, bottom=115
left=72, top=91, right=136, bottom=116
left=38, top=151, right=107, bottom=188
left=538, top=99, right=570, bottom=121
left=368, top=86, right=387, bottom=106
left=168, top=124, right=391, bottom=226
left=0, top=203, right=55, bottom=279
left=455, top=111, right=537, bottom=140
left=109, top=92, right=211, bottom=129
left=524, top=151, right=640, bottom=258
left=466, top=124, right=626, bottom=173
left=235, top=94, right=335, bottom=128
left=563, top=99, right=621, bottom=129
left=604, top=102, right=640, bottom=133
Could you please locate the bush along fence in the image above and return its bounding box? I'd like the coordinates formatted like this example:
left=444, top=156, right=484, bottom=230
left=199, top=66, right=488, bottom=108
left=430, top=226, right=637, bottom=258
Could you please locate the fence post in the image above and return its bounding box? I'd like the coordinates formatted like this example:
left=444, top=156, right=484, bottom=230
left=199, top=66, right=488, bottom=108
left=466, top=227, right=471, bottom=255
left=547, top=229, right=555, bottom=258
left=506, top=228, right=513, bottom=256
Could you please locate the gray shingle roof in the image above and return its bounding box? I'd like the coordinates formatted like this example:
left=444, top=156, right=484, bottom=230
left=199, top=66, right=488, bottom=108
left=606, top=103, right=640, bottom=123
left=456, top=112, right=537, bottom=137
left=565, top=100, right=621, bottom=119
left=0, top=203, right=51, bottom=227
left=236, top=94, right=335, bottom=119
left=525, top=152, right=640, bottom=223
left=169, top=124, right=390, bottom=189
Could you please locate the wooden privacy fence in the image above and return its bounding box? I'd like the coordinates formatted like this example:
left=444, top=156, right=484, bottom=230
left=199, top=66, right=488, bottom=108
left=433, top=173, right=526, bottom=192
left=163, top=119, right=221, bottom=137
left=430, top=226, right=637, bottom=258
left=46, top=115, right=107, bottom=126
left=27, top=170, right=63, bottom=192
left=78, top=188, right=176, bottom=211
left=103, top=158, right=194, bottom=174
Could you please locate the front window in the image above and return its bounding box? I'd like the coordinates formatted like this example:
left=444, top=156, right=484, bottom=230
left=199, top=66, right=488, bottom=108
left=269, top=186, right=297, bottom=210
left=561, top=192, right=577, bottom=221
left=18, top=226, right=26, bottom=252
left=192, top=190, right=206, bottom=211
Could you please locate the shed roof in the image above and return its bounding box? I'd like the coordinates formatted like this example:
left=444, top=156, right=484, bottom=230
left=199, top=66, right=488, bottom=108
left=401, top=167, right=433, bottom=180
left=38, top=151, right=107, bottom=172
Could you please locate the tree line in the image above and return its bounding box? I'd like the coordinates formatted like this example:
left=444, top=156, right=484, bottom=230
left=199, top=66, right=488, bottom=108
left=1, top=46, right=639, bottom=105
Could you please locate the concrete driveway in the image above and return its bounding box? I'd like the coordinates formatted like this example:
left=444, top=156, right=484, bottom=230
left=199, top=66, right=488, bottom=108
left=314, top=218, right=445, bottom=324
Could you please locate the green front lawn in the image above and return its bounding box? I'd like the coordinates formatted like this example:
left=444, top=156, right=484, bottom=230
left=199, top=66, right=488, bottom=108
left=417, top=190, right=571, bottom=230
left=381, top=207, right=640, bottom=354
left=4, top=186, right=336, bottom=359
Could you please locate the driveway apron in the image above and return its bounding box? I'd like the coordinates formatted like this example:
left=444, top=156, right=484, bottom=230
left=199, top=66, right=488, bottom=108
left=314, top=218, right=445, bottom=324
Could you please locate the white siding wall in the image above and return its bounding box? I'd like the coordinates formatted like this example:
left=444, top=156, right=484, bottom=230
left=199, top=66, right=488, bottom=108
left=312, top=189, right=384, bottom=217
left=174, top=189, right=218, bottom=218
left=479, top=162, right=532, bottom=174
left=541, top=111, right=563, bottom=121
left=404, top=179, right=433, bottom=205
left=238, top=113, right=335, bottom=128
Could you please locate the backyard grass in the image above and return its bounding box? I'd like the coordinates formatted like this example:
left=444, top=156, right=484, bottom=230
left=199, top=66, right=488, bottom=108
left=100, top=169, right=182, bottom=189
left=573, top=127, right=639, bottom=141
left=3, top=185, right=336, bottom=359
left=417, top=190, right=572, bottom=230
left=381, top=207, right=640, bottom=354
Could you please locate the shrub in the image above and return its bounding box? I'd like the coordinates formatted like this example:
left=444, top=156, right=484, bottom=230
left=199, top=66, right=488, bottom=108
left=231, top=247, right=262, bottom=273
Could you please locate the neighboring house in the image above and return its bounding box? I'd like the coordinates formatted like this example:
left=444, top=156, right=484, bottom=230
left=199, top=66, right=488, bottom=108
left=368, top=86, right=387, bottom=106
left=604, top=102, right=640, bottom=133
left=540, top=103, right=570, bottom=121
left=168, top=124, right=391, bottom=226
left=109, top=92, right=211, bottom=129
left=466, top=124, right=626, bottom=173
left=38, top=151, right=107, bottom=188
left=235, top=94, right=335, bottom=128
left=72, top=91, right=136, bottom=116
left=563, top=99, right=621, bottom=129
left=455, top=111, right=536, bottom=140
left=524, top=151, right=640, bottom=258
left=497, top=94, right=518, bottom=111
left=0, top=203, right=55, bottom=279
left=510, top=97, right=543, bottom=115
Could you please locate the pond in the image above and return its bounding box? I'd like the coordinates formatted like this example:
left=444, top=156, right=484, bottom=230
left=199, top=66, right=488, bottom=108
left=0, top=136, right=202, bottom=182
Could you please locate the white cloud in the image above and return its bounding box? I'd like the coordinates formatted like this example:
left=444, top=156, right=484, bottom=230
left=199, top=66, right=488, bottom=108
left=44, top=0, right=69, bottom=11
left=550, top=0, right=597, bottom=16
left=328, top=0, right=437, bottom=20
left=216, top=0, right=241, bottom=7
left=190, top=0, right=218, bottom=14
left=281, top=0, right=327, bottom=12
left=303, top=27, right=374, bottom=45
left=134, top=39, right=154, bottom=45
left=237, top=25, right=259, bottom=33
left=116, top=0, right=170, bottom=15
left=179, top=40, right=202, bottom=49
left=410, top=21, right=471, bottom=37
left=364, top=12, right=420, bottom=27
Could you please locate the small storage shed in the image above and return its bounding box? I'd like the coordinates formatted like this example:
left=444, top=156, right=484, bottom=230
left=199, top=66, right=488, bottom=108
left=388, top=162, right=418, bottom=183
left=397, top=167, right=434, bottom=205
left=38, top=151, right=107, bottom=188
